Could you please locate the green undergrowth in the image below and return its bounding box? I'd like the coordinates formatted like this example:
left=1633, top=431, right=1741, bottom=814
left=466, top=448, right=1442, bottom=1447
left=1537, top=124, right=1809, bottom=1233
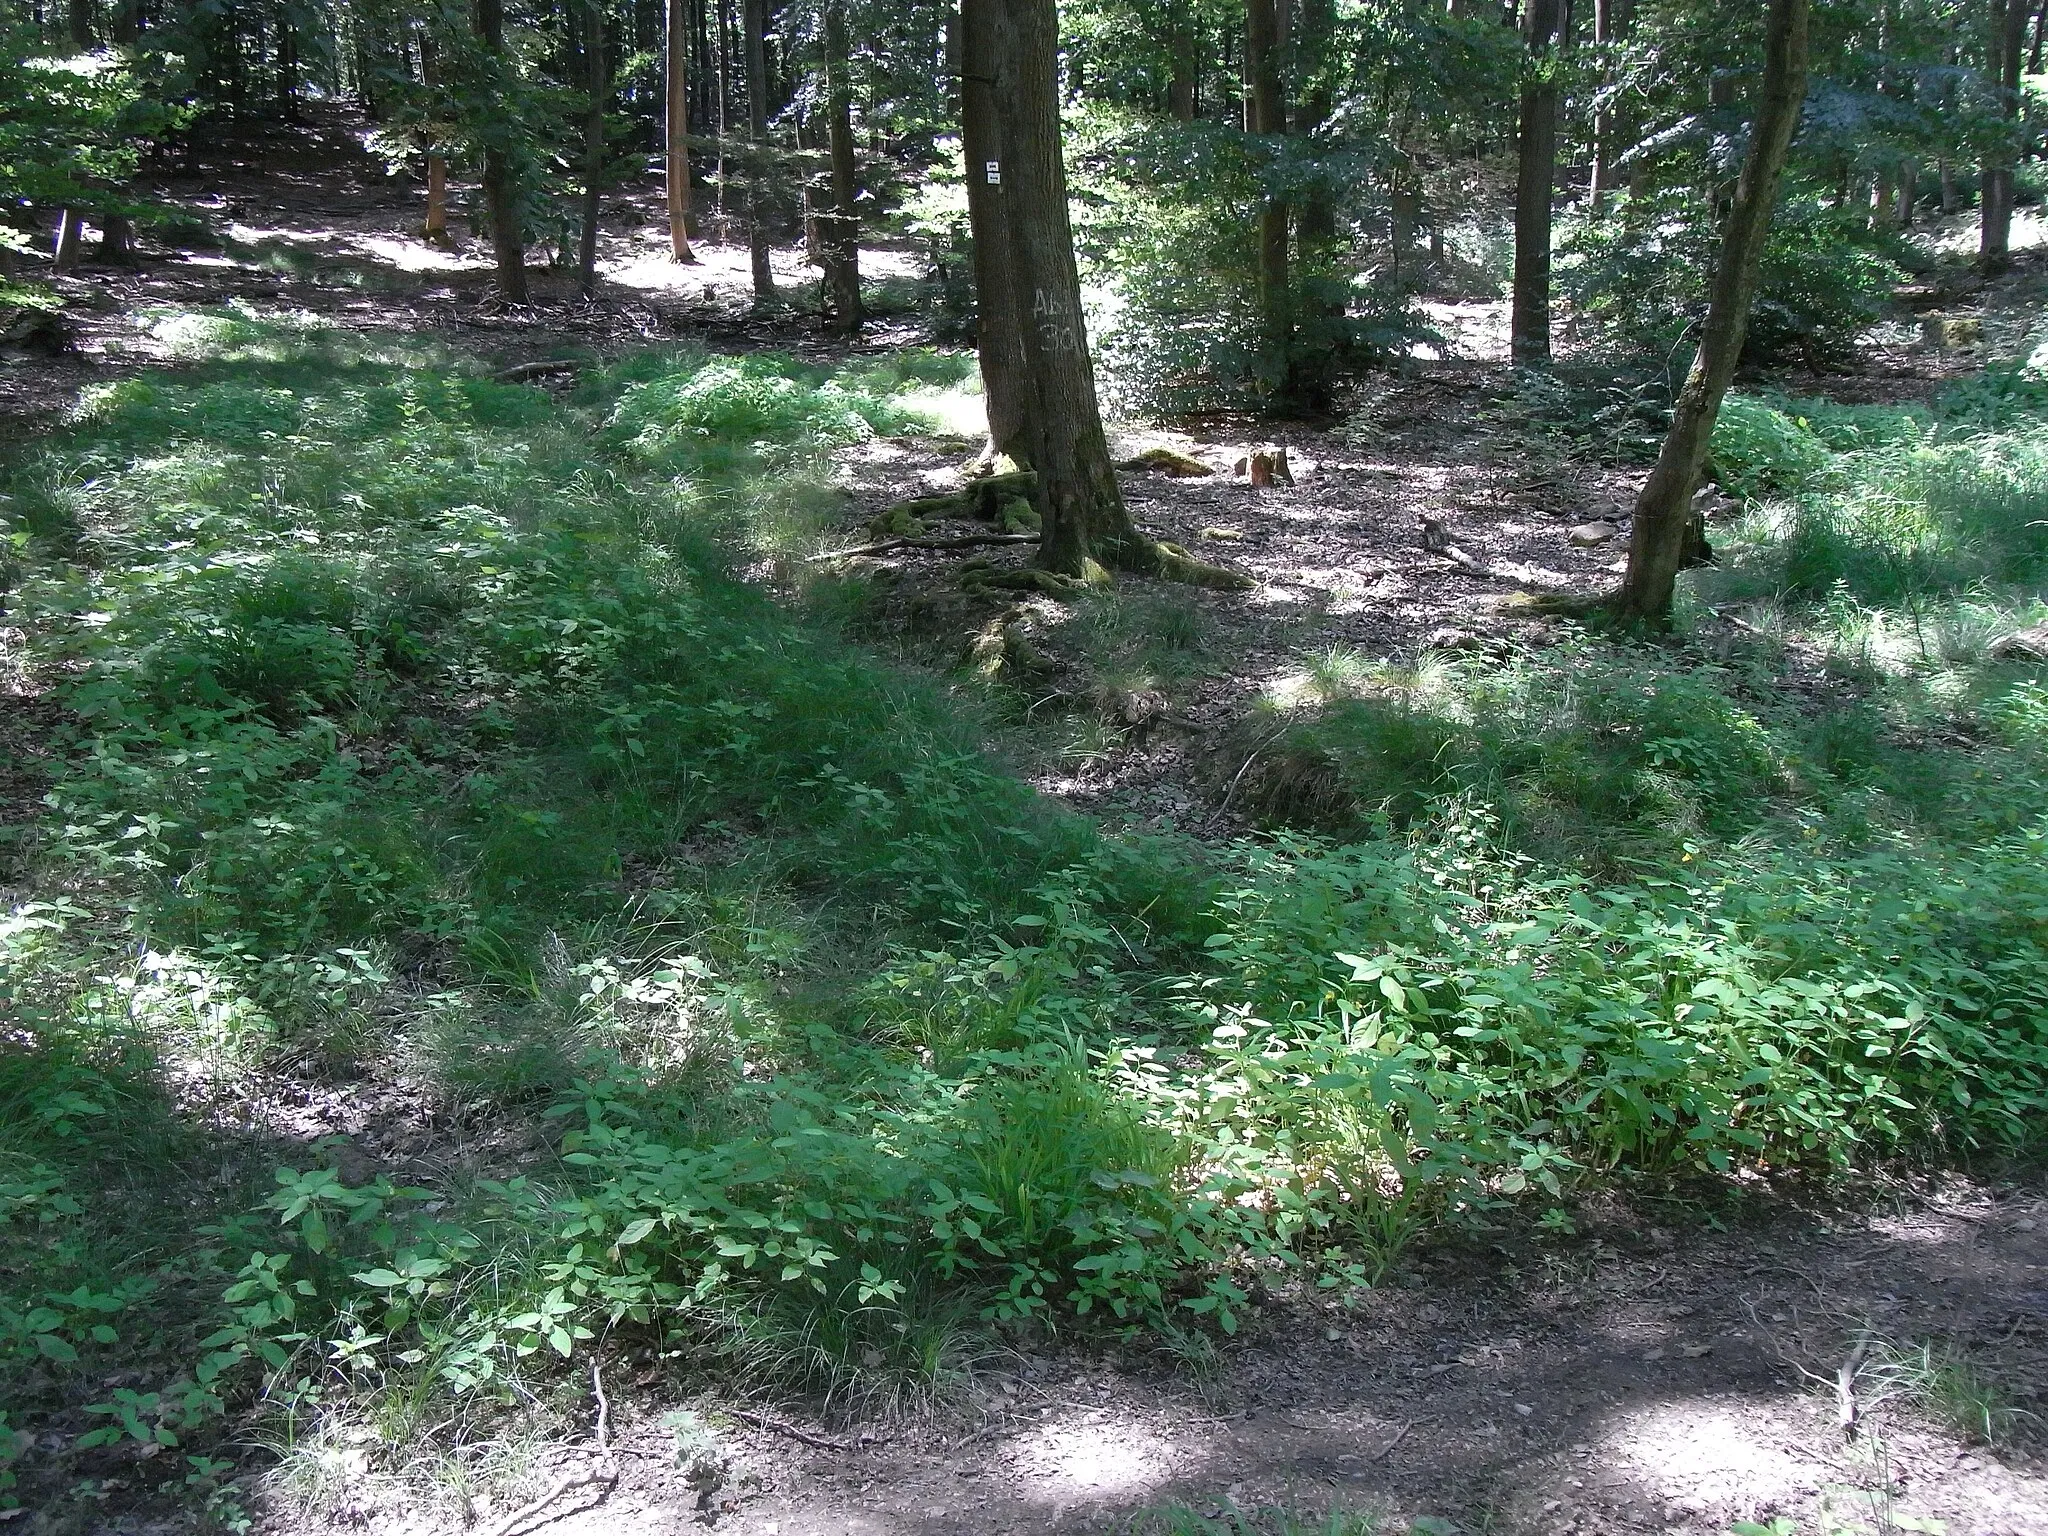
left=2, top=311, right=2045, bottom=1518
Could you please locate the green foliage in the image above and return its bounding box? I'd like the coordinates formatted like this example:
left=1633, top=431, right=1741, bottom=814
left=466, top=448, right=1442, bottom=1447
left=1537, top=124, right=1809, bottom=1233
left=1559, top=190, right=1905, bottom=370
left=7, top=313, right=2048, bottom=1514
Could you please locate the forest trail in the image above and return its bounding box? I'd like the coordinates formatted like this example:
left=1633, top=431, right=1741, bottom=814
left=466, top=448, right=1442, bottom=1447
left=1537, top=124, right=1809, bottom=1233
left=10, top=107, right=2048, bottom=1536
left=318, top=1183, right=2048, bottom=1536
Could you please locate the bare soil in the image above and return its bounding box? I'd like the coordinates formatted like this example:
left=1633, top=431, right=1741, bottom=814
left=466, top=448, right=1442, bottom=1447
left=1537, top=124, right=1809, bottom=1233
left=8, top=106, right=2045, bottom=1536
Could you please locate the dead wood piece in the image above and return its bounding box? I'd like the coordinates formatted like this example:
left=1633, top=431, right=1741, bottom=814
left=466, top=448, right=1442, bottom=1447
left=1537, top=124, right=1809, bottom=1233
left=1837, top=1337, right=1870, bottom=1437
left=1118, top=446, right=1214, bottom=478
left=494, top=359, right=582, bottom=383
left=806, top=531, right=1038, bottom=563
left=1990, top=621, right=2048, bottom=662
left=725, top=1407, right=861, bottom=1452
left=1233, top=444, right=1294, bottom=488
left=476, top=1363, right=618, bottom=1536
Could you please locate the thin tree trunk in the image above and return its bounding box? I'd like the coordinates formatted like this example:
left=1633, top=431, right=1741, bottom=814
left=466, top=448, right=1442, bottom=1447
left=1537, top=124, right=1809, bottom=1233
left=1611, top=0, right=1810, bottom=627
left=1510, top=0, right=1564, bottom=365
left=1898, top=159, right=1917, bottom=227
left=1588, top=0, right=1615, bottom=209
left=822, top=0, right=861, bottom=335
left=1244, top=0, right=1291, bottom=396
left=1168, top=2, right=1197, bottom=120
left=100, top=0, right=139, bottom=260
left=962, top=0, right=1030, bottom=461
left=667, top=0, right=697, bottom=260
left=478, top=0, right=529, bottom=302
left=715, top=0, right=730, bottom=219
left=578, top=0, right=607, bottom=298
left=1981, top=0, right=2031, bottom=270
left=2033, top=0, right=2047, bottom=72
left=421, top=27, right=451, bottom=244
left=743, top=0, right=774, bottom=298
left=57, top=0, right=92, bottom=268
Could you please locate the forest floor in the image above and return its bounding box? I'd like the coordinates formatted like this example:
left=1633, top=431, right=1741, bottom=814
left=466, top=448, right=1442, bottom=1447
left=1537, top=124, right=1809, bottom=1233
left=5, top=106, right=2047, bottom=1536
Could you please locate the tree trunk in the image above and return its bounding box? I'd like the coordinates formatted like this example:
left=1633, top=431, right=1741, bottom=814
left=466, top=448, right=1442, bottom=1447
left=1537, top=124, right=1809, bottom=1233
left=1510, top=0, right=1564, bottom=365
left=668, top=0, right=697, bottom=260
left=477, top=0, right=529, bottom=302
left=578, top=0, right=608, bottom=298
left=1168, top=2, right=1197, bottom=120
left=743, top=0, right=774, bottom=298
left=1610, top=0, right=1809, bottom=628
left=1587, top=0, right=1616, bottom=210
left=57, top=0, right=92, bottom=268
left=962, top=0, right=1030, bottom=461
left=421, top=27, right=451, bottom=244
left=2033, top=0, right=2047, bottom=73
left=99, top=0, right=139, bottom=261
left=1244, top=0, right=1291, bottom=396
left=1898, top=158, right=1918, bottom=227
left=1981, top=0, right=2031, bottom=271
left=822, top=0, right=861, bottom=335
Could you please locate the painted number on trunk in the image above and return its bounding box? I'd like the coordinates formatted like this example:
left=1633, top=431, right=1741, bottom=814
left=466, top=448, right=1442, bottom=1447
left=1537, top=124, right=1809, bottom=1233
left=985, top=161, right=1000, bottom=185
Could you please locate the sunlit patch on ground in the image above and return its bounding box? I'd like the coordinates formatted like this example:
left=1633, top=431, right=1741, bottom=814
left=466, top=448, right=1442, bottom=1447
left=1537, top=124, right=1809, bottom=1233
left=1604, top=1396, right=1817, bottom=1522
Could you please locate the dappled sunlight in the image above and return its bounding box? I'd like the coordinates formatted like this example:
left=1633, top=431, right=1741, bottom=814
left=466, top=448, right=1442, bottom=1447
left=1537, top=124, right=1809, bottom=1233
left=1600, top=1395, right=1817, bottom=1520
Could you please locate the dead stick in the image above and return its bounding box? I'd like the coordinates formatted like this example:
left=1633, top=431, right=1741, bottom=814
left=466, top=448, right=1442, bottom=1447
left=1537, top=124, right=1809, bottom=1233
left=806, top=532, right=1038, bottom=563
left=495, top=360, right=580, bottom=383
left=1837, top=1338, right=1870, bottom=1437
left=725, top=1407, right=860, bottom=1452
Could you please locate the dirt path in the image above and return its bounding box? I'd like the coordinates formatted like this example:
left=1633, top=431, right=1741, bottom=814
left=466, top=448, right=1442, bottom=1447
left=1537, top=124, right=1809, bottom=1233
left=294, top=1184, right=2047, bottom=1536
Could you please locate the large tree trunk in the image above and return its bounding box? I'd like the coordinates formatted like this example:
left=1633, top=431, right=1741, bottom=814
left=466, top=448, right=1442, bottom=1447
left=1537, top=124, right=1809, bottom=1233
left=1510, top=0, right=1564, bottom=365
left=1244, top=0, right=1291, bottom=396
left=822, top=0, right=861, bottom=334
left=667, top=0, right=698, bottom=261
left=1291, top=0, right=1339, bottom=406
left=1980, top=0, right=2031, bottom=271
left=477, top=0, right=529, bottom=302
left=1610, top=0, right=1810, bottom=628
left=578, top=0, right=608, bottom=298
left=961, top=0, right=1030, bottom=461
left=961, top=0, right=1249, bottom=588
left=743, top=0, right=774, bottom=298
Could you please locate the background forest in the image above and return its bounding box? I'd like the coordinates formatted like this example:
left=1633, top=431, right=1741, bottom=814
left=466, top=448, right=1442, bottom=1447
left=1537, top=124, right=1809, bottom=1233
left=3, top=1, right=2048, bottom=1534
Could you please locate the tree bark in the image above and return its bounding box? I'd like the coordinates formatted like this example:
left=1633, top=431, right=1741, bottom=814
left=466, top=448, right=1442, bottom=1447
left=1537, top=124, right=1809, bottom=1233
left=668, top=0, right=697, bottom=260
left=1980, top=0, right=2031, bottom=271
left=1587, top=0, right=1618, bottom=210
left=743, top=0, right=774, bottom=298
left=1244, top=0, right=1292, bottom=394
left=1510, top=0, right=1564, bottom=365
left=1610, top=0, right=1809, bottom=628
left=1168, top=2, right=1197, bottom=120
left=420, top=27, right=451, bottom=244
left=960, top=0, right=1244, bottom=588
left=99, top=0, right=139, bottom=262
left=821, top=0, right=861, bottom=334
left=962, top=0, right=1030, bottom=461
left=57, top=0, right=92, bottom=269
left=477, top=0, right=529, bottom=302
left=578, top=0, right=608, bottom=298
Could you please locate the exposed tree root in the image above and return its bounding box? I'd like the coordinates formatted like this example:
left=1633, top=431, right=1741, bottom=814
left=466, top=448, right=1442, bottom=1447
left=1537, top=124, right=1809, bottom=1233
left=807, top=531, right=1038, bottom=562
left=1132, top=539, right=1257, bottom=592
left=876, top=470, right=1038, bottom=527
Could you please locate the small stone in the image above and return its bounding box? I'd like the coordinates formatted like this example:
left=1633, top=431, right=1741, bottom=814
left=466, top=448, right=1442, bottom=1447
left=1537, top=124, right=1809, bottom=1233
left=1569, top=520, right=1619, bottom=547
left=1680, top=1343, right=1712, bottom=1357
left=1514, top=1403, right=1534, bottom=1416
left=1641, top=1347, right=1666, bottom=1362
left=2013, top=1217, right=2038, bottom=1232
left=1197, top=525, right=1244, bottom=541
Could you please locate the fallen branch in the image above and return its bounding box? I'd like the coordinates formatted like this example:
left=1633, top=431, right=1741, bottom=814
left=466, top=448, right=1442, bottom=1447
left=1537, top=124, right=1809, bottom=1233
left=1836, top=1337, right=1870, bottom=1438
left=494, top=359, right=581, bottom=384
left=475, top=1362, right=618, bottom=1536
left=725, top=1407, right=861, bottom=1452
left=807, top=531, right=1038, bottom=562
